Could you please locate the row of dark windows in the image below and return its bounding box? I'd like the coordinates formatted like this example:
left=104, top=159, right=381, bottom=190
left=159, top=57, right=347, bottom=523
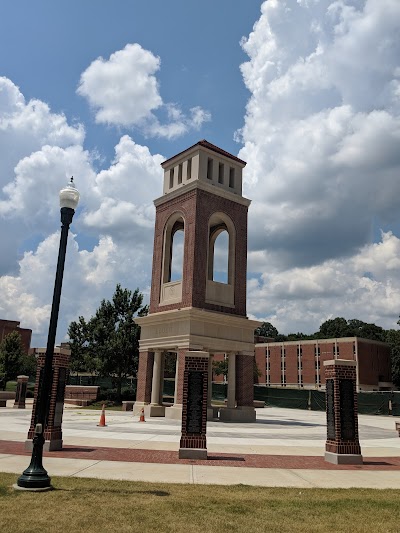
left=266, top=361, right=322, bottom=371
left=169, top=157, right=236, bottom=189
left=265, top=344, right=355, bottom=357
left=169, top=158, right=192, bottom=189
left=207, top=157, right=235, bottom=188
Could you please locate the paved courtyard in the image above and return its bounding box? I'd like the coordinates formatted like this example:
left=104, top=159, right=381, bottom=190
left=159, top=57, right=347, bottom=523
left=1, top=403, right=400, bottom=488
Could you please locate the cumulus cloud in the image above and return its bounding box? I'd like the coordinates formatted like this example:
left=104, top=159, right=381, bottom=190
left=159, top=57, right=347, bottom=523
left=248, top=232, right=400, bottom=334
left=0, top=77, right=160, bottom=345
left=239, top=0, right=400, bottom=269
left=77, top=43, right=211, bottom=138
left=0, top=78, right=88, bottom=274
left=238, top=0, right=400, bottom=332
left=0, top=232, right=152, bottom=345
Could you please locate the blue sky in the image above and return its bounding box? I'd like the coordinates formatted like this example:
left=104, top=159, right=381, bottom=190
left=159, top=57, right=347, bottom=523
left=1, top=0, right=400, bottom=346
left=0, top=1, right=260, bottom=162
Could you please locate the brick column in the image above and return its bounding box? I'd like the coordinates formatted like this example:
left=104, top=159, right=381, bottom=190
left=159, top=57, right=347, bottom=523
left=179, top=351, right=209, bottom=459
left=324, top=359, right=363, bottom=464
left=236, top=353, right=254, bottom=407
left=227, top=353, right=236, bottom=408
left=26, top=349, right=70, bottom=451
left=14, top=375, right=29, bottom=409
left=219, top=352, right=256, bottom=422
left=134, top=350, right=154, bottom=414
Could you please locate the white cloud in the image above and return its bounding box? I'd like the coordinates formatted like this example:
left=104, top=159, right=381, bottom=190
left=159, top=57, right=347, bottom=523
left=0, top=231, right=152, bottom=345
left=0, top=77, right=160, bottom=345
left=248, top=232, right=400, bottom=334
left=239, top=0, right=400, bottom=267
left=240, top=0, right=400, bottom=332
left=0, top=78, right=88, bottom=274
left=77, top=43, right=211, bottom=138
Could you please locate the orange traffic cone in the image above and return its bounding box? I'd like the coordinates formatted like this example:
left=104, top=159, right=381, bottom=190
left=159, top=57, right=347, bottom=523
left=139, top=408, right=146, bottom=422
left=97, top=404, right=107, bottom=427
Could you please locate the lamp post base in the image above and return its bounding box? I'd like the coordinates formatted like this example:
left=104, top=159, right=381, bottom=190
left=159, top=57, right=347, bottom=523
left=16, top=467, right=52, bottom=490
left=13, top=483, right=53, bottom=492
left=16, top=433, right=52, bottom=490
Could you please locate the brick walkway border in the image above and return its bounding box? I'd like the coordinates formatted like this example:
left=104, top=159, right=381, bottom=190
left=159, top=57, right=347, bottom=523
left=1, top=440, right=399, bottom=470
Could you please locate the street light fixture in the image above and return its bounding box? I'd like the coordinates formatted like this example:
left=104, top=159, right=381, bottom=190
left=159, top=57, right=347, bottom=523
left=16, top=177, right=80, bottom=491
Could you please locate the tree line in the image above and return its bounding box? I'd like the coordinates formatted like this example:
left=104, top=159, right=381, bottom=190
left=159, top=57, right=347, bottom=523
left=2, top=284, right=400, bottom=396
left=0, top=331, right=36, bottom=390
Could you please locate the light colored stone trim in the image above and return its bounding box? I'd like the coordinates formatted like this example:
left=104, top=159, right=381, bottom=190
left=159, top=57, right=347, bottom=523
left=323, top=359, right=357, bottom=367
left=154, top=179, right=251, bottom=208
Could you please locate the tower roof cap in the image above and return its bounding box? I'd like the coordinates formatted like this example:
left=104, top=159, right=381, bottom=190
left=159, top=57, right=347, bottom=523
left=161, top=139, right=246, bottom=168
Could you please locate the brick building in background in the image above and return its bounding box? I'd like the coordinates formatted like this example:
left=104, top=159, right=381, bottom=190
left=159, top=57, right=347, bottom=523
left=254, top=337, right=392, bottom=392
left=0, top=319, right=32, bottom=354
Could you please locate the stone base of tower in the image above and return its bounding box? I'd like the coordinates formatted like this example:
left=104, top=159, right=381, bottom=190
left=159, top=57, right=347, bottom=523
left=135, top=307, right=260, bottom=424
left=208, top=406, right=219, bottom=420
left=219, top=406, right=256, bottom=422
left=136, top=307, right=259, bottom=356
left=132, top=402, right=166, bottom=418
left=324, top=451, right=363, bottom=465
left=165, top=405, right=183, bottom=420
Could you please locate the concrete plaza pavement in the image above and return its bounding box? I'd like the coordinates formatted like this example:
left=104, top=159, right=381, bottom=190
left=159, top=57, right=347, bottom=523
left=1, top=402, right=400, bottom=488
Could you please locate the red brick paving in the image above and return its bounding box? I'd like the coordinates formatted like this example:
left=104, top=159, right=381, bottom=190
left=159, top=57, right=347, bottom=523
left=1, top=440, right=399, bottom=470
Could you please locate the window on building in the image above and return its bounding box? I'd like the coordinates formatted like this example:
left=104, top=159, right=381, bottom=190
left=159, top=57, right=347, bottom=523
left=281, top=375, right=286, bottom=386
left=207, top=213, right=235, bottom=287
left=333, top=345, right=339, bottom=356
left=207, top=158, right=213, bottom=180
left=162, top=214, right=186, bottom=288
left=218, top=162, right=224, bottom=184
left=169, top=168, right=174, bottom=189
left=211, top=230, right=229, bottom=283
left=187, top=158, right=192, bottom=180
left=178, top=164, right=182, bottom=184
left=169, top=226, right=184, bottom=282
left=229, top=167, right=235, bottom=188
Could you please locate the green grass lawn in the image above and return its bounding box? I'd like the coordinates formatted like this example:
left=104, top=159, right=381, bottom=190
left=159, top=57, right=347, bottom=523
left=1, top=473, right=399, bottom=532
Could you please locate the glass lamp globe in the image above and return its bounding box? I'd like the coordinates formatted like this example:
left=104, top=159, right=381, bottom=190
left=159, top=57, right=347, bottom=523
left=59, top=177, right=80, bottom=210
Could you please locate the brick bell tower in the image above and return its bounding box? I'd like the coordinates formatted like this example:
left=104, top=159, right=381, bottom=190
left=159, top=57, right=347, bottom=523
left=135, top=140, right=259, bottom=422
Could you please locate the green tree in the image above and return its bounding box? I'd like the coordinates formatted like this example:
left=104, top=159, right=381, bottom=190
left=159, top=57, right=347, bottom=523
left=317, top=317, right=352, bottom=339
left=386, top=329, right=400, bottom=387
left=287, top=332, right=313, bottom=341
left=68, top=316, right=100, bottom=378
left=317, top=317, right=386, bottom=341
left=255, top=322, right=279, bottom=339
left=212, top=359, right=228, bottom=377
left=347, top=319, right=386, bottom=342
left=68, top=284, right=148, bottom=401
left=0, top=331, right=26, bottom=390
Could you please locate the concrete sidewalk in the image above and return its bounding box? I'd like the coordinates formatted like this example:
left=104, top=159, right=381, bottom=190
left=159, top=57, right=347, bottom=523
left=1, top=404, right=400, bottom=488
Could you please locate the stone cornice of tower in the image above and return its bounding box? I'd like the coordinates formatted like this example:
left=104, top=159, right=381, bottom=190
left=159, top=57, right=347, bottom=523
left=161, top=139, right=246, bottom=169
left=154, top=178, right=251, bottom=208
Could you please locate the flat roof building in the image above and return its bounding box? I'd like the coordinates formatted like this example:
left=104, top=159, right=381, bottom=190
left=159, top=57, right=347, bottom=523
left=0, top=319, right=32, bottom=354
left=255, top=337, right=392, bottom=392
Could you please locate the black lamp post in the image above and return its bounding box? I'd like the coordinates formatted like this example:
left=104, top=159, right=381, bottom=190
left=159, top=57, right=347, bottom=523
left=16, top=178, right=80, bottom=491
